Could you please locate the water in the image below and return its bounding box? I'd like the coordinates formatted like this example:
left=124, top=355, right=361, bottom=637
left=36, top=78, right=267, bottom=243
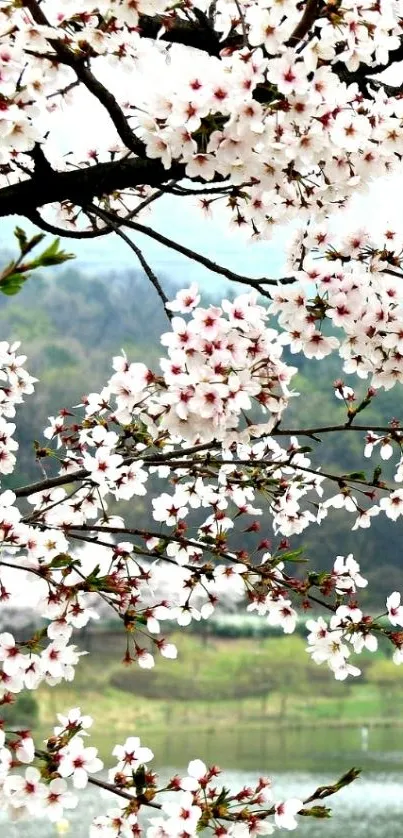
left=1, top=726, right=403, bottom=837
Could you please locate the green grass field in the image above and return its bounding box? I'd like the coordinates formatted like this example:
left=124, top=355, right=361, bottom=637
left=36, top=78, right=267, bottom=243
left=30, top=631, right=403, bottom=751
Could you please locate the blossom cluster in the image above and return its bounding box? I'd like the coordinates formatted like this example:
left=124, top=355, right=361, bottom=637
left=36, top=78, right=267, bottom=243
left=0, top=342, right=36, bottom=475
left=306, top=592, right=403, bottom=678
left=0, top=709, right=100, bottom=823
left=101, top=289, right=297, bottom=444
left=0, top=0, right=402, bottom=234
left=0, top=705, right=312, bottom=835
left=36, top=279, right=403, bottom=550
left=305, top=558, right=403, bottom=678
left=272, top=225, right=403, bottom=381
left=0, top=280, right=401, bottom=691
left=40, top=289, right=324, bottom=548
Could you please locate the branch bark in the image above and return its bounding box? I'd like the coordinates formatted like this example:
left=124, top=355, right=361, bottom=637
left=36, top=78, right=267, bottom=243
left=0, top=157, right=184, bottom=218
left=287, top=0, right=320, bottom=46
left=12, top=422, right=400, bottom=501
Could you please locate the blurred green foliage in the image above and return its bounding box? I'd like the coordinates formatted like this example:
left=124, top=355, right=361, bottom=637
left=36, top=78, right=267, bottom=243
left=2, top=692, right=39, bottom=727
left=34, top=631, right=403, bottom=743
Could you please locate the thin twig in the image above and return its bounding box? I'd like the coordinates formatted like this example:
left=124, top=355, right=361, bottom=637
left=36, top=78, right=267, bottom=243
left=88, top=204, right=172, bottom=321
left=22, top=0, right=145, bottom=158
left=12, top=421, right=401, bottom=500
left=233, top=0, right=248, bottom=47
left=98, top=209, right=294, bottom=294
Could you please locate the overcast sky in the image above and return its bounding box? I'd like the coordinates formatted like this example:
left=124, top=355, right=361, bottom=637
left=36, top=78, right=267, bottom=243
left=1, top=171, right=400, bottom=296
left=0, top=193, right=293, bottom=292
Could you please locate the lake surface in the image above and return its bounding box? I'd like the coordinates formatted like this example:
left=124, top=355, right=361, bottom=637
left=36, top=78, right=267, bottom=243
left=1, top=725, right=403, bottom=837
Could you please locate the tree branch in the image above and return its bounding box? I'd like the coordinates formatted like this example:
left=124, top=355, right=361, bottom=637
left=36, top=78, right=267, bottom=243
left=26, top=210, right=111, bottom=239
left=334, top=36, right=403, bottom=84
left=22, top=0, right=145, bottom=158
left=14, top=442, right=216, bottom=499
left=88, top=204, right=172, bottom=321
left=287, top=0, right=320, bottom=46
left=0, top=157, right=185, bottom=218
left=99, top=210, right=294, bottom=294
left=11, top=419, right=400, bottom=506
left=26, top=187, right=168, bottom=238
left=137, top=12, right=223, bottom=56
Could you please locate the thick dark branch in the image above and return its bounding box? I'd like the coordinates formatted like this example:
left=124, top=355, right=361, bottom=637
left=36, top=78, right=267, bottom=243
left=0, top=157, right=184, bottom=218
left=334, top=36, right=403, bottom=84
left=287, top=0, right=320, bottom=46
left=14, top=466, right=91, bottom=498
left=26, top=210, right=110, bottom=239
left=141, top=9, right=403, bottom=98
left=26, top=187, right=168, bottom=238
left=138, top=12, right=223, bottom=55
left=71, top=62, right=146, bottom=157
left=367, top=78, right=403, bottom=98
left=28, top=143, right=53, bottom=178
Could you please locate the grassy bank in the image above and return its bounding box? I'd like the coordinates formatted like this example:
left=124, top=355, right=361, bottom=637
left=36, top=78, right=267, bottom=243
left=30, top=632, right=403, bottom=751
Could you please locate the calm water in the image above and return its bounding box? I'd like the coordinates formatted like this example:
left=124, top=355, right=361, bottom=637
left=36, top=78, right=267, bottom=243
left=1, top=726, right=403, bottom=837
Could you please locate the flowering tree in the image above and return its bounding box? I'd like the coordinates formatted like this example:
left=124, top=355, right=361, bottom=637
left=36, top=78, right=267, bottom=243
left=1, top=0, right=403, bottom=833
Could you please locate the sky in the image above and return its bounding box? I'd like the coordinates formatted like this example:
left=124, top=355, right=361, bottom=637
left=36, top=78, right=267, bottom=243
left=1, top=171, right=400, bottom=298
left=0, top=196, right=290, bottom=293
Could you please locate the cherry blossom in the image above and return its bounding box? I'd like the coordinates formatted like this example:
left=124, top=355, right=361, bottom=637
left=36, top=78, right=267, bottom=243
left=110, top=736, right=154, bottom=780
left=58, top=736, right=103, bottom=789
left=274, top=799, right=303, bottom=830
left=386, top=592, right=403, bottom=628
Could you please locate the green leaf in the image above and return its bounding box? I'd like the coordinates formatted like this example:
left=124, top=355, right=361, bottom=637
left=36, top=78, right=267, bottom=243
left=308, top=571, right=330, bottom=586
left=280, top=548, right=306, bottom=563
left=340, top=471, right=367, bottom=481
left=301, top=806, right=331, bottom=819
left=33, top=238, right=75, bottom=267
left=372, top=465, right=382, bottom=483
left=215, top=786, right=231, bottom=805
left=14, top=229, right=45, bottom=256
left=0, top=231, right=75, bottom=296
left=49, top=553, right=75, bottom=569
left=335, top=767, right=361, bottom=790
left=14, top=226, right=28, bottom=250
left=354, top=398, right=372, bottom=415
left=86, top=564, right=101, bottom=582
left=0, top=273, right=26, bottom=295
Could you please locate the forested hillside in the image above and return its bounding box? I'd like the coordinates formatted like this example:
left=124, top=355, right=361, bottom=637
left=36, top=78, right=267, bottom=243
left=0, top=258, right=401, bottom=607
